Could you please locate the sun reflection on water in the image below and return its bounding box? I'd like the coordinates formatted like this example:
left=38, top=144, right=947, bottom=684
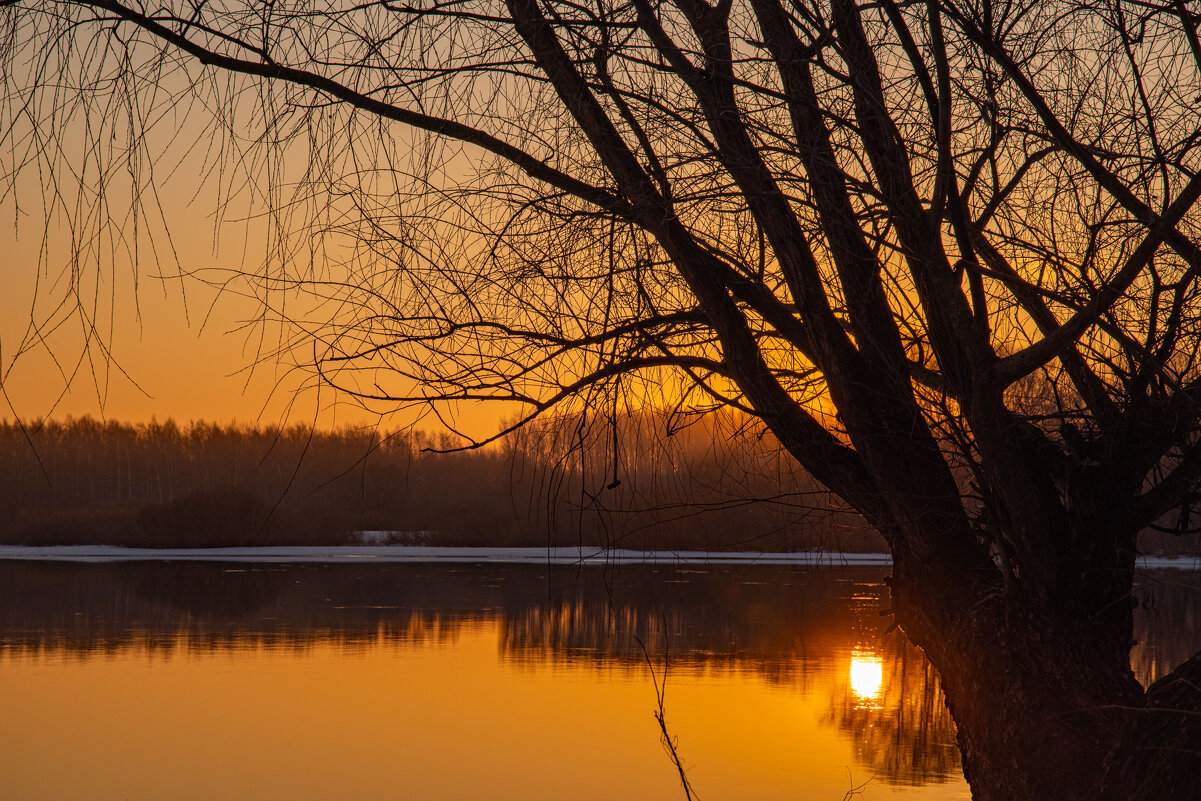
left=850, top=652, right=884, bottom=708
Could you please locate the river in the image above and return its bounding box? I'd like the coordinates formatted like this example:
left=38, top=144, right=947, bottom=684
left=1, top=559, right=1197, bottom=800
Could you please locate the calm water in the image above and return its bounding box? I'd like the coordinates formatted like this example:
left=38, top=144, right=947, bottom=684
left=1, top=561, right=1198, bottom=801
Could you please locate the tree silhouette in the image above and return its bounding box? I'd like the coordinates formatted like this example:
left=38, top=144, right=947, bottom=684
left=5, top=0, right=1201, bottom=797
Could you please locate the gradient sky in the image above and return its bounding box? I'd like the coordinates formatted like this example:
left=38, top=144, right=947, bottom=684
left=2, top=203, right=315, bottom=426
left=0, top=60, right=513, bottom=437
left=0, top=176, right=424, bottom=430
left=0, top=156, right=508, bottom=435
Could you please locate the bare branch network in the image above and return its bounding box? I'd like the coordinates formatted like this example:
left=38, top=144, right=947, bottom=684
left=5, top=0, right=1201, bottom=796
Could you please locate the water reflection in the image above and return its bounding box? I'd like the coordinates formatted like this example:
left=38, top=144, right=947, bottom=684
left=849, top=653, right=884, bottom=706
left=1, top=560, right=1198, bottom=799
left=827, top=630, right=962, bottom=785
left=1132, top=570, right=1201, bottom=684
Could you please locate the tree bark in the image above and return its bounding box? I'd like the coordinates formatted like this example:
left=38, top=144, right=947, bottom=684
left=1099, top=652, right=1201, bottom=800
left=893, top=553, right=1201, bottom=801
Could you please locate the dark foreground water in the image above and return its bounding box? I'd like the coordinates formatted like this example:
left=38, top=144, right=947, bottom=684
left=1, top=561, right=1198, bottom=801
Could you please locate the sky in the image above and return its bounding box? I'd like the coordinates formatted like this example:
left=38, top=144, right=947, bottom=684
left=0, top=42, right=513, bottom=436
left=0, top=207, right=511, bottom=437
left=0, top=171, right=465, bottom=433
left=0, top=112, right=496, bottom=434
left=0, top=194, right=342, bottom=428
left=0, top=28, right=398, bottom=431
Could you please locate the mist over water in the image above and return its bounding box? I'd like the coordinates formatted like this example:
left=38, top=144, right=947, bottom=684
left=2, top=561, right=1196, bottom=800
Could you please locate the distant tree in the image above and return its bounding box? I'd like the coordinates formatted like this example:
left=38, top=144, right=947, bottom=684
left=5, top=0, right=1201, bottom=798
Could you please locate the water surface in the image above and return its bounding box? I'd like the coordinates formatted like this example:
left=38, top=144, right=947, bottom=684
left=1, top=561, right=1196, bottom=800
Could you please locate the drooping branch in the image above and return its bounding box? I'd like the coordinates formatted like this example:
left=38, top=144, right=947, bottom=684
left=59, top=0, right=636, bottom=219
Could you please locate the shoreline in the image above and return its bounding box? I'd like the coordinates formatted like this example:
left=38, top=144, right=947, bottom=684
left=0, top=544, right=892, bottom=566
left=0, top=544, right=1197, bottom=570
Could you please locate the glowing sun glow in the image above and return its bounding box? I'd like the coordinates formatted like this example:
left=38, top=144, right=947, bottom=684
left=849, top=653, right=883, bottom=705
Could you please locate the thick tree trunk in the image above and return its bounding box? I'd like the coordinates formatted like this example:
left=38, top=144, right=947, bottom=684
left=889, top=570, right=1201, bottom=801
left=1099, top=652, right=1201, bottom=800
left=932, top=622, right=1140, bottom=801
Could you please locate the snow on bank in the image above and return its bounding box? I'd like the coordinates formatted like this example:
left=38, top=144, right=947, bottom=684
left=0, top=544, right=893, bottom=566
left=1138, top=555, right=1201, bottom=570
left=0, top=545, right=1195, bottom=570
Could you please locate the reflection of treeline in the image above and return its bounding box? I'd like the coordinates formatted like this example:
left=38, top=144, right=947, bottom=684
left=3, top=561, right=947, bottom=779
left=2, top=561, right=1195, bottom=786
left=0, top=414, right=875, bottom=550
left=0, top=561, right=881, bottom=664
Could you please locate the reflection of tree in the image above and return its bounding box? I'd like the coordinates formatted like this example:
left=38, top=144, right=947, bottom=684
left=3, top=561, right=1197, bottom=786
left=1132, top=571, right=1201, bottom=686
left=0, top=561, right=870, bottom=676
left=823, top=630, right=961, bottom=786
left=818, top=569, right=1201, bottom=787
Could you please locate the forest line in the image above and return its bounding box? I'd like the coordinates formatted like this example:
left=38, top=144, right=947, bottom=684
left=0, top=413, right=881, bottom=551
left=4, top=415, right=1195, bottom=556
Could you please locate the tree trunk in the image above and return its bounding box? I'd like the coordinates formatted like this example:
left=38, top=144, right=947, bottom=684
left=1099, top=652, right=1201, bottom=800
left=933, top=622, right=1138, bottom=800
left=898, top=576, right=1201, bottom=801
left=890, top=569, right=1201, bottom=800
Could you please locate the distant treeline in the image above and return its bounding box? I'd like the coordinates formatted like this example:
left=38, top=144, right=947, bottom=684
left=2, top=415, right=1196, bottom=554
left=0, top=413, right=876, bottom=550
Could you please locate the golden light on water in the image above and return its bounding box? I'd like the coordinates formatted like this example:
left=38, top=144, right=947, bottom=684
left=0, top=624, right=941, bottom=801
left=849, top=652, right=884, bottom=706
left=0, top=562, right=978, bottom=799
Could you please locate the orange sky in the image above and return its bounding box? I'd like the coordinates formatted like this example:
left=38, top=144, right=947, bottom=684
left=0, top=176, right=501, bottom=435
left=0, top=217, right=348, bottom=427
left=0, top=69, right=517, bottom=437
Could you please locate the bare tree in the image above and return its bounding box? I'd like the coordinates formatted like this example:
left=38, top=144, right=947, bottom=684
left=5, top=0, right=1201, bottom=797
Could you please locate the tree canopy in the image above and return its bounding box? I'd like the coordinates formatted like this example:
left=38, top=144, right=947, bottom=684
left=5, top=0, right=1201, bottom=797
